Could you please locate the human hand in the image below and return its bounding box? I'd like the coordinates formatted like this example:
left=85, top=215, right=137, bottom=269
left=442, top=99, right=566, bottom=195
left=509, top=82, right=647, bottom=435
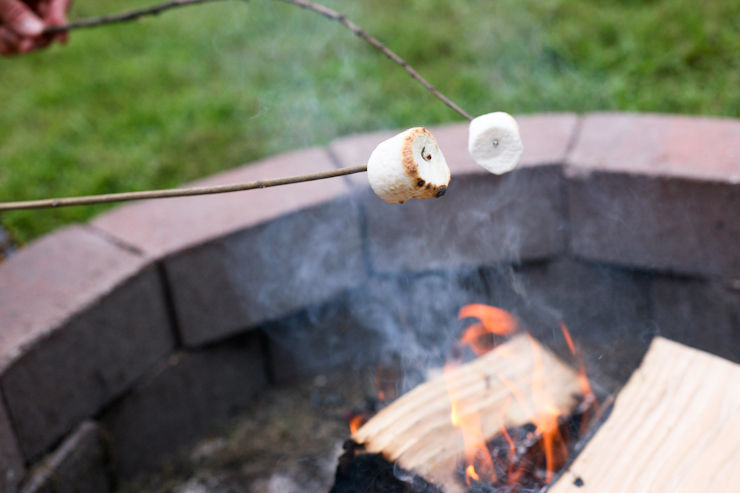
left=0, top=0, right=71, bottom=55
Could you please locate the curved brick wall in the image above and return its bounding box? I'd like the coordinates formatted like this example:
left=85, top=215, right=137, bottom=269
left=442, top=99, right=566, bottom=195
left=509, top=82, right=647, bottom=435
left=1, top=112, right=739, bottom=492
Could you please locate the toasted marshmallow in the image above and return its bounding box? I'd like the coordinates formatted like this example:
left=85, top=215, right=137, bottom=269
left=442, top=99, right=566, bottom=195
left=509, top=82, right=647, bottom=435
left=468, top=112, right=523, bottom=174
left=367, top=127, right=451, bottom=204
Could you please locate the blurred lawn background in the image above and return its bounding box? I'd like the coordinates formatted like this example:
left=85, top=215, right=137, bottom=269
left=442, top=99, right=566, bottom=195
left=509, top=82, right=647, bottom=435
left=1, top=0, right=739, bottom=243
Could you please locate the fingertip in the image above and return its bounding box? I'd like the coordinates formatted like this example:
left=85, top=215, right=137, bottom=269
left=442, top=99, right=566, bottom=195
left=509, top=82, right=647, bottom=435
left=17, top=15, right=45, bottom=37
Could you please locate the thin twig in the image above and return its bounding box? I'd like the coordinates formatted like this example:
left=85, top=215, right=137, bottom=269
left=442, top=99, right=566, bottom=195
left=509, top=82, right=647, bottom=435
left=49, top=0, right=472, bottom=121
left=18, top=0, right=472, bottom=212
left=278, top=0, right=473, bottom=121
left=44, top=0, right=229, bottom=34
left=0, top=165, right=367, bottom=211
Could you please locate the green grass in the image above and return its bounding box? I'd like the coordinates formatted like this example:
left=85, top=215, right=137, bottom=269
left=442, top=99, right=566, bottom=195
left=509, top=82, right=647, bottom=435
left=1, top=0, right=739, bottom=243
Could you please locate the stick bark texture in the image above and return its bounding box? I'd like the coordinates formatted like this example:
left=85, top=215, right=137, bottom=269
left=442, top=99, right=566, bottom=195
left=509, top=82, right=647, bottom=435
left=0, top=165, right=367, bottom=211
left=278, top=0, right=473, bottom=121
left=45, top=0, right=229, bottom=33
left=47, top=0, right=472, bottom=121
left=20, top=0, right=473, bottom=210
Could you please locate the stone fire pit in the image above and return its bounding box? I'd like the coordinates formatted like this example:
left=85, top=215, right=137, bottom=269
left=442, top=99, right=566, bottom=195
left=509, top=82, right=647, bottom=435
left=1, top=112, right=739, bottom=493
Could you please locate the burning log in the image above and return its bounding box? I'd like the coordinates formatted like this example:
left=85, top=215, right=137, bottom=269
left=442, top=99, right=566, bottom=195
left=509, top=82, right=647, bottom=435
left=549, top=337, right=740, bottom=493
left=332, top=334, right=587, bottom=493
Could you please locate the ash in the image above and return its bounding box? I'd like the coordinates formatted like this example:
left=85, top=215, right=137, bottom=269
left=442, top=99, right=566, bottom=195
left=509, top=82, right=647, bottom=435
left=118, top=371, right=370, bottom=493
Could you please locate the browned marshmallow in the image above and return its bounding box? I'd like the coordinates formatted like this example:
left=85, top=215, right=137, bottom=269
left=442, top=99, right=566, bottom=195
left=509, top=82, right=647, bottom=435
left=367, top=127, right=451, bottom=204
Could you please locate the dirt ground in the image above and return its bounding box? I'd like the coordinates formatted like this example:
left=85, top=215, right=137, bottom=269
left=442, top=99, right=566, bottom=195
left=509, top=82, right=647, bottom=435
left=118, top=371, right=374, bottom=493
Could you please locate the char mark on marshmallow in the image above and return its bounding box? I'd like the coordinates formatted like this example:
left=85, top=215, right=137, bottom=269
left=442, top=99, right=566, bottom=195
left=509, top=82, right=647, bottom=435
left=367, top=127, right=452, bottom=204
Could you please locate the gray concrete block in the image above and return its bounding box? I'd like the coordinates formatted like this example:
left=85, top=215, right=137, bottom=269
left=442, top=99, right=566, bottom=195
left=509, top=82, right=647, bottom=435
left=568, top=171, right=740, bottom=280
left=266, top=257, right=657, bottom=393
left=264, top=269, right=502, bottom=389
left=567, top=113, right=740, bottom=279
left=100, top=333, right=267, bottom=479
left=19, top=422, right=110, bottom=493
left=330, top=115, right=579, bottom=275
left=0, top=399, right=24, bottom=493
left=651, top=276, right=740, bottom=363
left=262, top=286, right=397, bottom=383
left=364, top=165, right=566, bottom=273
left=517, top=258, right=655, bottom=390
left=166, top=197, right=366, bottom=347
left=1, top=264, right=175, bottom=461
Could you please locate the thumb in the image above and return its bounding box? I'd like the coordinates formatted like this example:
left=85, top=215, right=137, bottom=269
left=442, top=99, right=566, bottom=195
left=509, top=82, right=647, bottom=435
left=0, top=0, right=45, bottom=37
left=46, top=0, right=71, bottom=26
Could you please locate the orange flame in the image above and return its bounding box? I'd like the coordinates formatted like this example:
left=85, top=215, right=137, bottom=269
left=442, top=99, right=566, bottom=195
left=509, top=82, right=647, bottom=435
left=444, top=305, right=597, bottom=488
left=560, top=322, right=599, bottom=434
left=444, top=361, right=497, bottom=485
left=560, top=323, right=593, bottom=398
left=349, top=415, right=365, bottom=434
left=561, top=322, right=576, bottom=355
left=499, top=396, right=517, bottom=474
left=458, top=304, right=518, bottom=356
left=528, top=335, right=566, bottom=483
left=450, top=399, right=460, bottom=427
left=498, top=375, right=533, bottom=419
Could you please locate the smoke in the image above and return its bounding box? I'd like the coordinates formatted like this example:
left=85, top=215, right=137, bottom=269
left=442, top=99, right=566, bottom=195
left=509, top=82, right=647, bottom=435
left=254, top=161, right=659, bottom=398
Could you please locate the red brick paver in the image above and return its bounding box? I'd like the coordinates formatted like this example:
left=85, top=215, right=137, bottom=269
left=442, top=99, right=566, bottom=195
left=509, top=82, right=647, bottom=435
left=92, top=147, right=354, bottom=259
left=568, top=113, right=740, bottom=182
left=567, top=113, right=740, bottom=278
left=92, top=148, right=366, bottom=346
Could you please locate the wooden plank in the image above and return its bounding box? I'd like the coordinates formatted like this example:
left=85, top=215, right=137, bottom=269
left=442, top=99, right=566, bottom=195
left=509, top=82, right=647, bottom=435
left=352, top=334, right=582, bottom=492
left=550, top=337, right=740, bottom=493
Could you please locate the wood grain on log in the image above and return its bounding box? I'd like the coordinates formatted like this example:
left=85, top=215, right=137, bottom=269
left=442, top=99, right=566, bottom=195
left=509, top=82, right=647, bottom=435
left=550, top=337, right=740, bottom=493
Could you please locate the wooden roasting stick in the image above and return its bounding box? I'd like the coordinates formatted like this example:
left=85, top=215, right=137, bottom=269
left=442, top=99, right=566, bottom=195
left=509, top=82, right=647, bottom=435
left=351, top=334, right=582, bottom=493
left=44, top=0, right=473, bottom=123
left=2, top=0, right=474, bottom=213
left=549, top=337, right=740, bottom=493
left=0, top=165, right=367, bottom=212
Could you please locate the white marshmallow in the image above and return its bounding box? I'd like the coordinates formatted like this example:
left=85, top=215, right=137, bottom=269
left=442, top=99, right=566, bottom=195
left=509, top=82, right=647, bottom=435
left=367, top=127, right=451, bottom=204
left=468, top=112, right=523, bottom=174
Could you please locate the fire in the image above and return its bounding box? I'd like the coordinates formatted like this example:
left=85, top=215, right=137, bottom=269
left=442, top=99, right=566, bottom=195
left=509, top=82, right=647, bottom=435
left=443, top=304, right=596, bottom=489
left=499, top=397, right=515, bottom=459
left=498, top=375, right=533, bottom=419
left=529, top=334, right=567, bottom=483
left=440, top=304, right=521, bottom=486
left=560, top=322, right=599, bottom=432
left=444, top=361, right=497, bottom=485
left=458, top=304, right=518, bottom=356
left=465, top=465, right=479, bottom=485
left=349, top=415, right=365, bottom=434
left=450, top=398, right=460, bottom=427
